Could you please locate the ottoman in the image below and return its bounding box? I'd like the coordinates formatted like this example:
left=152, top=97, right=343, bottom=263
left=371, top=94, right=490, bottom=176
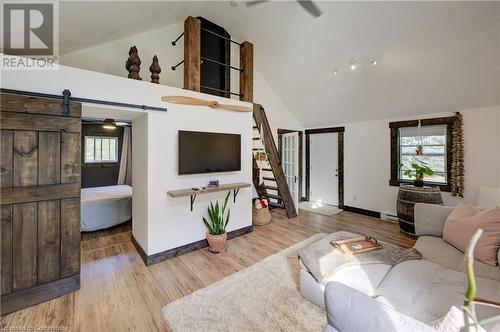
left=299, top=231, right=393, bottom=309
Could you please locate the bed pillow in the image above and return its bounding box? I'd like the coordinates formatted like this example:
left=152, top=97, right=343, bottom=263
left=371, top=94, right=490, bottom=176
left=443, top=202, right=500, bottom=266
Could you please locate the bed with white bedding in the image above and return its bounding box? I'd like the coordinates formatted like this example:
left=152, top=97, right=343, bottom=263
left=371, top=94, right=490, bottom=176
left=81, top=185, right=132, bottom=232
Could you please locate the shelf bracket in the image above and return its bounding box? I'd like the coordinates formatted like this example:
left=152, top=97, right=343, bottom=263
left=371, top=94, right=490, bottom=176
left=190, top=195, right=197, bottom=211
left=233, top=188, right=240, bottom=203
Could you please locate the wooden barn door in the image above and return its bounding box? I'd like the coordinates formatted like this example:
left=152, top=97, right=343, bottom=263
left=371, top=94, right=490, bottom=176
left=0, top=92, right=81, bottom=314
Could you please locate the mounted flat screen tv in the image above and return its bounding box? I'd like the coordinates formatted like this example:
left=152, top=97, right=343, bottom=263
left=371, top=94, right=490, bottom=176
left=178, top=131, right=241, bottom=175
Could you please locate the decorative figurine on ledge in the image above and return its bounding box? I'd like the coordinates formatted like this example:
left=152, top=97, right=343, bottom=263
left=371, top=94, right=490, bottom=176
left=149, top=55, right=161, bottom=84
left=125, top=45, right=142, bottom=80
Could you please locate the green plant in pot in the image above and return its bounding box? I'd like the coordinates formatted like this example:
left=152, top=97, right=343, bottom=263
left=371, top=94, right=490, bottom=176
left=400, top=162, right=434, bottom=187
left=202, top=191, right=231, bottom=253
left=255, top=151, right=272, bottom=162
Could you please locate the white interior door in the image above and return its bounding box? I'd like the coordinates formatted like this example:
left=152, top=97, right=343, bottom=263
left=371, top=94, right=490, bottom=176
left=282, top=132, right=299, bottom=210
left=310, top=132, right=338, bottom=206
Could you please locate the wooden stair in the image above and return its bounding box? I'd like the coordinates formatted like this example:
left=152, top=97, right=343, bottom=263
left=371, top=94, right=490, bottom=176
left=252, top=103, right=297, bottom=218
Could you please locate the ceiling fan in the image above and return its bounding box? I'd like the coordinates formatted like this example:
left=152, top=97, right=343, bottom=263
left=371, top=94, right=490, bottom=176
left=245, top=0, right=323, bottom=18
left=161, top=96, right=252, bottom=112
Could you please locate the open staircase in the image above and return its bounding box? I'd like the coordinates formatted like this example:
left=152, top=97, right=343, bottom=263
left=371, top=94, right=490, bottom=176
left=252, top=104, right=298, bottom=218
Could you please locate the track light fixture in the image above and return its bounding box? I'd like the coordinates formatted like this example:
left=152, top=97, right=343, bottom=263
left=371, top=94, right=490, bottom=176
left=333, top=56, right=377, bottom=77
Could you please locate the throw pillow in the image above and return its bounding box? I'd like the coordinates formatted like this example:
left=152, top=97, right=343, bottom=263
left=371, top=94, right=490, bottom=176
left=443, top=202, right=500, bottom=266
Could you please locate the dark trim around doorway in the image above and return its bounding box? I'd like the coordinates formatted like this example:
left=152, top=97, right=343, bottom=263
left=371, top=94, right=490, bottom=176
left=305, top=127, right=345, bottom=208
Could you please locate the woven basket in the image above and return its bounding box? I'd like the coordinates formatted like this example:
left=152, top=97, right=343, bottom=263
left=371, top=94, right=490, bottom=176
left=252, top=207, right=271, bottom=226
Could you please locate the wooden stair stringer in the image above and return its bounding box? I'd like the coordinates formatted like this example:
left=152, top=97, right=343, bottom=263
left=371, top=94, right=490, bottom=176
left=252, top=103, right=298, bottom=218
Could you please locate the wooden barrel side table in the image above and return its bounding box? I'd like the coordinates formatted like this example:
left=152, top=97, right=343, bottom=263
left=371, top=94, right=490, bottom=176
left=396, top=184, right=443, bottom=235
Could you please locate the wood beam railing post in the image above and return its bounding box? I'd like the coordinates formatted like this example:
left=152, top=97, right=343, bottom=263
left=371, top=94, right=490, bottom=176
left=239, top=41, right=254, bottom=102
left=183, top=16, right=201, bottom=92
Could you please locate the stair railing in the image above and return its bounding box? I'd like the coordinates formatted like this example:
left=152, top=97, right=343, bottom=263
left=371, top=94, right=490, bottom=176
left=253, top=103, right=298, bottom=218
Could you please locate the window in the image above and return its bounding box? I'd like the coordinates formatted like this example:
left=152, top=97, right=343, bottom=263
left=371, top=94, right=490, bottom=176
left=390, top=117, right=454, bottom=191
left=84, top=136, right=118, bottom=163
left=399, top=125, right=447, bottom=184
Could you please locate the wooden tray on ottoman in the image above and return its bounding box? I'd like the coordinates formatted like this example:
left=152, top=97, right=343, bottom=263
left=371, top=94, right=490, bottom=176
left=330, top=236, right=382, bottom=256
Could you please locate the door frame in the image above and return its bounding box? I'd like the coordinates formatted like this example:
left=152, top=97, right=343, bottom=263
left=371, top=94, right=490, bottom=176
left=305, top=127, right=345, bottom=208
left=277, top=129, right=303, bottom=201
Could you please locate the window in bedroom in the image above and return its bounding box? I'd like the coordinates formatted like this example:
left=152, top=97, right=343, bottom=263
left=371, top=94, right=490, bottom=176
left=389, top=116, right=454, bottom=191
left=84, top=136, right=118, bottom=163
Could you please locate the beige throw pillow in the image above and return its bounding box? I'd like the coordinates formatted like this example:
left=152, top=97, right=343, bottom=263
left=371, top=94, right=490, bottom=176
left=443, top=201, right=500, bottom=266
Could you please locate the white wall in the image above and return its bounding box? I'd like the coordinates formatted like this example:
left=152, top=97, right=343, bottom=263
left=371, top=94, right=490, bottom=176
left=2, top=60, right=253, bottom=256
left=341, top=106, right=500, bottom=216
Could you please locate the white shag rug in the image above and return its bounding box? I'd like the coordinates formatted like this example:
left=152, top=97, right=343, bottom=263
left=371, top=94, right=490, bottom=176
left=162, top=233, right=328, bottom=332
left=299, top=201, right=342, bottom=216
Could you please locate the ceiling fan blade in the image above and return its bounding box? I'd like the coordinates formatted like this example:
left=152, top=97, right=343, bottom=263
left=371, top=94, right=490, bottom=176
left=297, top=0, right=323, bottom=18
left=246, top=0, right=270, bottom=7
left=161, top=96, right=252, bottom=112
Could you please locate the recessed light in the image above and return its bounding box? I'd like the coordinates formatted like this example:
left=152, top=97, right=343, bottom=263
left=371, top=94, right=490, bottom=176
left=350, top=64, right=356, bottom=70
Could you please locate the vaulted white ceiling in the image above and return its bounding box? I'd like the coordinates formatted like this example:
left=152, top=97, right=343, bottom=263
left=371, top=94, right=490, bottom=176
left=60, top=1, right=500, bottom=126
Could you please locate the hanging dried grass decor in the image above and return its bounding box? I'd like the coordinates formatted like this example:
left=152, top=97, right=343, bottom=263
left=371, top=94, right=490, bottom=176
left=450, top=112, right=465, bottom=197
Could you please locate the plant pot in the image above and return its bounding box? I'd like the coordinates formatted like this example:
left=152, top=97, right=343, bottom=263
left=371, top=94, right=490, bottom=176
left=414, top=179, right=424, bottom=187
left=206, top=232, right=227, bottom=253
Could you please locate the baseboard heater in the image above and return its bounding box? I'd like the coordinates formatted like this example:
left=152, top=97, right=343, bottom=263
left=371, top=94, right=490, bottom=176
left=381, top=213, right=399, bottom=222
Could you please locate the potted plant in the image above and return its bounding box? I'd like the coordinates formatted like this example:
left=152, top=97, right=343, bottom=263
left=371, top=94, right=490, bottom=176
left=400, top=162, right=434, bottom=187
left=415, top=144, right=424, bottom=156
left=202, top=191, right=231, bottom=253
left=255, top=151, right=272, bottom=162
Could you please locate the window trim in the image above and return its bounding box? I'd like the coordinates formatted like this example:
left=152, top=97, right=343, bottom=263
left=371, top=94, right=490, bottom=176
left=84, top=136, right=119, bottom=164
left=389, top=116, right=455, bottom=192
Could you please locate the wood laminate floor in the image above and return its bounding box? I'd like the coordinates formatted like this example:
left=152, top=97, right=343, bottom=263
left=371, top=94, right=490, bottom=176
left=0, top=209, right=414, bottom=331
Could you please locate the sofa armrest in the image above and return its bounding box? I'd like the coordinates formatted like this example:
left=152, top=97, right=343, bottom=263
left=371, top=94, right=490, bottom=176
left=324, top=282, right=436, bottom=332
left=414, top=203, right=455, bottom=237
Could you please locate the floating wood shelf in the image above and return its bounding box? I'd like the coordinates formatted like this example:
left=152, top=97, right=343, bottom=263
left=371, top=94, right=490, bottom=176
left=167, top=182, right=251, bottom=211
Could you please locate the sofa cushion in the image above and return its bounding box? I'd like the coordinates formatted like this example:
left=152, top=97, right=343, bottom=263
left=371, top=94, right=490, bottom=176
left=375, top=260, right=500, bottom=326
left=414, top=236, right=500, bottom=282
left=325, top=282, right=435, bottom=332
left=443, top=202, right=500, bottom=266
left=414, top=204, right=455, bottom=237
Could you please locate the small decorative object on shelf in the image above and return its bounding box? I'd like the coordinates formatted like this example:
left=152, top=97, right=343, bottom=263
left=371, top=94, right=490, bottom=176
left=202, top=192, right=231, bottom=253
left=252, top=198, right=271, bottom=226
left=125, top=45, right=142, bottom=80
left=208, top=180, right=219, bottom=187
left=149, top=55, right=161, bottom=84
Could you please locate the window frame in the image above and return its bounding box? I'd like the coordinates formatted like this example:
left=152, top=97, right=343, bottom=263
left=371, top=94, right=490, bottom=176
left=84, top=136, right=119, bottom=164
left=389, top=116, right=455, bottom=192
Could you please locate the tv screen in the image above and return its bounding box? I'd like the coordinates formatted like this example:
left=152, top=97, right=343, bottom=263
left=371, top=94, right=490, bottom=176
left=178, top=131, right=241, bottom=175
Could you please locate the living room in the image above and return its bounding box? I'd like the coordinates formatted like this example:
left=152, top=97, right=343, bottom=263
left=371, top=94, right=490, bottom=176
left=0, top=1, right=499, bottom=331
